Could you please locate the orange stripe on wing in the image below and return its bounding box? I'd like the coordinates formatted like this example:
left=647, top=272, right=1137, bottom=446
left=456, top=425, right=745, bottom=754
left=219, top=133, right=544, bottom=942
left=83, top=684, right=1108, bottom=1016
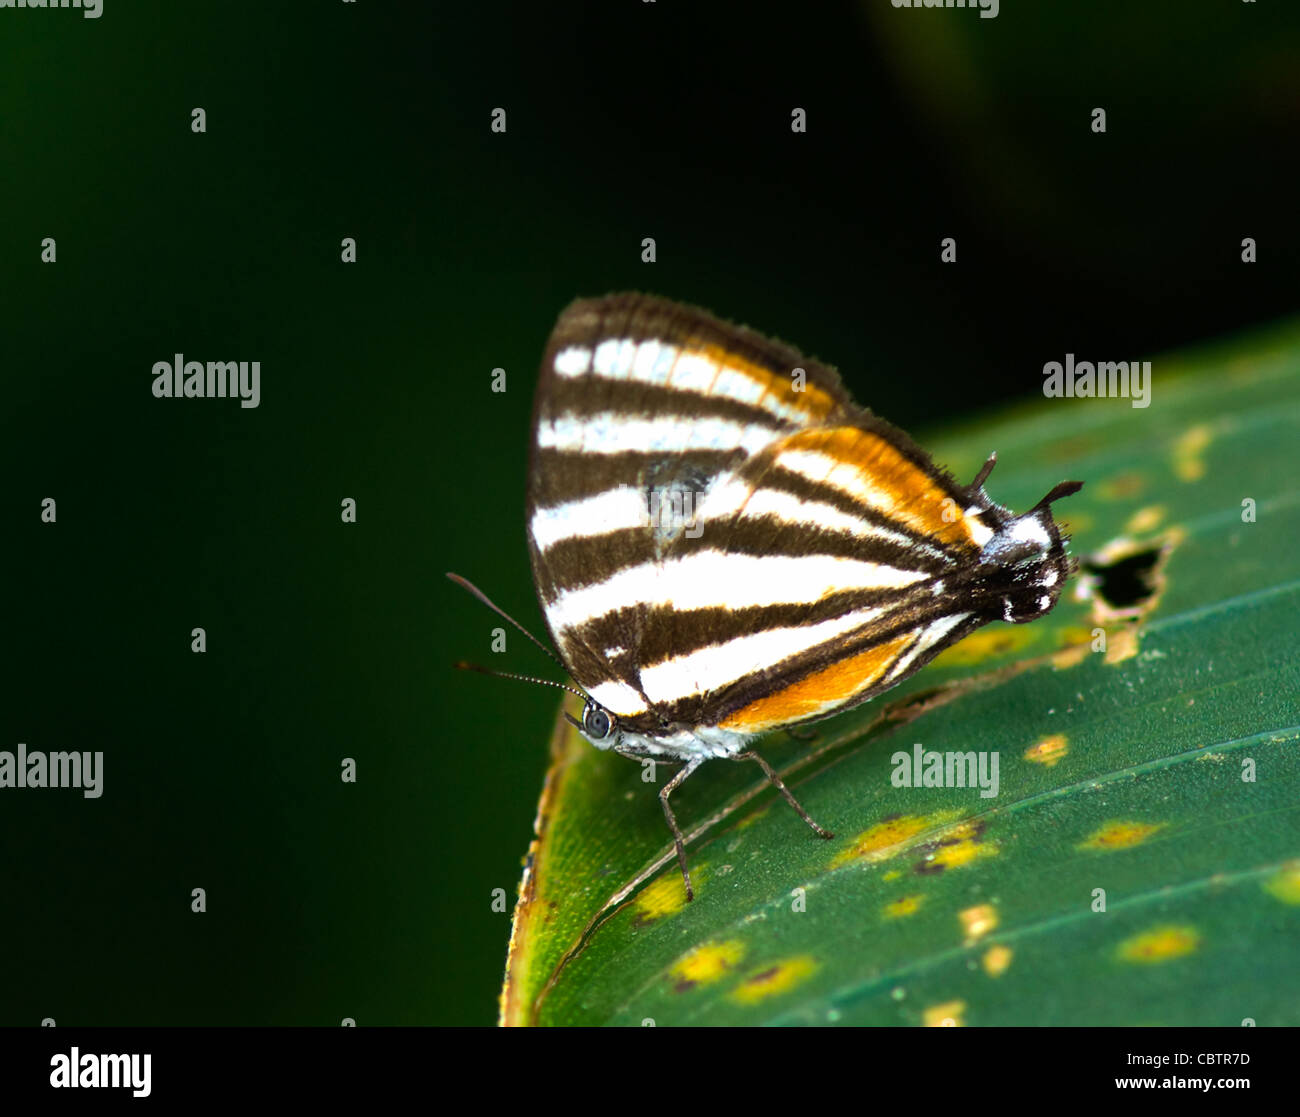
left=718, top=631, right=915, bottom=735
left=693, top=342, right=840, bottom=425
left=782, top=427, right=981, bottom=549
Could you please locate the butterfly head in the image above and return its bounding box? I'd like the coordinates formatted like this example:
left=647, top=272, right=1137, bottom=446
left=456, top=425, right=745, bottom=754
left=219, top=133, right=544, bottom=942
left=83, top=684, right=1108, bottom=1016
left=565, top=698, right=753, bottom=761
left=580, top=699, right=615, bottom=743
left=977, top=480, right=1083, bottom=624
left=564, top=698, right=621, bottom=751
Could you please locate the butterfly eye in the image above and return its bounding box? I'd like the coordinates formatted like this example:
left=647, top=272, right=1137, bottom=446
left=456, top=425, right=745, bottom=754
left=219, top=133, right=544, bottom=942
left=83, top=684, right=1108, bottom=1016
left=583, top=703, right=613, bottom=739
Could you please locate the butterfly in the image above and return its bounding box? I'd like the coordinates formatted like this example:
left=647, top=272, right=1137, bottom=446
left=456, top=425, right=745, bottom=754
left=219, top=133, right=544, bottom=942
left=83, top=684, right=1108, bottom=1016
left=453, top=293, right=1081, bottom=900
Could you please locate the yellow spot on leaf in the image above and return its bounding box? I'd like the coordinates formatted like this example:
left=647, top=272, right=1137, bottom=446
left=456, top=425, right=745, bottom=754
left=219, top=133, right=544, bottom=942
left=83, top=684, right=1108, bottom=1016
left=931, top=626, right=1037, bottom=668
left=923, top=1000, right=966, bottom=1027
left=885, top=894, right=924, bottom=918
left=882, top=869, right=902, bottom=882
left=1079, top=821, right=1165, bottom=851
left=1096, top=472, right=1146, bottom=500
left=1262, top=861, right=1300, bottom=905
left=917, top=821, right=998, bottom=874
left=960, top=903, right=998, bottom=942
left=635, top=865, right=704, bottom=923
left=1085, top=535, right=1137, bottom=566
left=670, top=940, right=745, bottom=989
left=1173, top=424, right=1212, bottom=482
left=1025, top=734, right=1069, bottom=767
left=1104, top=625, right=1141, bottom=665
left=931, top=841, right=994, bottom=871
left=1052, top=643, right=1091, bottom=670
left=1125, top=504, right=1166, bottom=534
left=1118, top=925, right=1200, bottom=964
left=982, top=945, right=1013, bottom=977
left=1058, top=626, right=1095, bottom=648
left=832, top=814, right=944, bottom=868
left=729, top=955, right=818, bottom=1005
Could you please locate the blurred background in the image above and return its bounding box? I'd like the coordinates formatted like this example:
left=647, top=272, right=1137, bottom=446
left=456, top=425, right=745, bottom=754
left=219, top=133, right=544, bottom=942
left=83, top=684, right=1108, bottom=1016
left=1, top=1, right=1296, bottom=1025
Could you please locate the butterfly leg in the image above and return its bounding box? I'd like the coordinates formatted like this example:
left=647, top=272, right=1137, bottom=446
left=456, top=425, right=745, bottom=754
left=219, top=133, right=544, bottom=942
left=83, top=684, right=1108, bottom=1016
left=733, top=750, right=834, bottom=840
left=658, top=755, right=706, bottom=902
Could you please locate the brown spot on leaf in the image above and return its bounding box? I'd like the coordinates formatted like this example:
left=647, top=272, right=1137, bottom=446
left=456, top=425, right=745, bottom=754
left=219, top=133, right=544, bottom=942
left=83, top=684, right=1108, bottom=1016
left=913, top=820, right=997, bottom=875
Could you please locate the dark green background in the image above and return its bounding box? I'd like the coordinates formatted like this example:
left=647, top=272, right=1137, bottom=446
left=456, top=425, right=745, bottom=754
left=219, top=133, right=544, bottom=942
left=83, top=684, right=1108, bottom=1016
left=2, top=2, right=1296, bottom=1025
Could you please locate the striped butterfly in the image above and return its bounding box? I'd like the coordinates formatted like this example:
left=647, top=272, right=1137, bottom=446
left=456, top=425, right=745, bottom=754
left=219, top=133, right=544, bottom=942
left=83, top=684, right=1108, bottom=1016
left=454, top=293, right=1081, bottom=900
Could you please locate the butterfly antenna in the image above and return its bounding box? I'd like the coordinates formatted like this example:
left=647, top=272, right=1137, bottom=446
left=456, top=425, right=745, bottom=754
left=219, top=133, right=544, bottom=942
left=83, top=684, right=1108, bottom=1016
left=1034, top=480, right=1085, bottom=510
left=970, top=452, right=998, bottom=490
left=446, top=572, right=566, bottom=671
left=453, top=660, right=590, bottom=704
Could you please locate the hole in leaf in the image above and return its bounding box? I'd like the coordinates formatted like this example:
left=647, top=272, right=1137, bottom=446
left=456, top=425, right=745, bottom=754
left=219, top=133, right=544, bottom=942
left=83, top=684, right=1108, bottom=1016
left=1080, top=548, right=1162, bottom=611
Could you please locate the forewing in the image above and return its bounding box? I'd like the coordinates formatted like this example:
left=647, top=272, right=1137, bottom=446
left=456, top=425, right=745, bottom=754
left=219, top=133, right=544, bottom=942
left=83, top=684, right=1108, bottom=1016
left=526, top=293, right=855, bottom=723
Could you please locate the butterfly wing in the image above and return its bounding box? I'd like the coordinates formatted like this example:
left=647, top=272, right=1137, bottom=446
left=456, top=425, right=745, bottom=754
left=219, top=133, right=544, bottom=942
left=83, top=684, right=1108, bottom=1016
left=648, top=421, right=1000, bottom=735
left=527, top=293, right=1075, bottom=740
left=526, top=293, right=856, bottom=729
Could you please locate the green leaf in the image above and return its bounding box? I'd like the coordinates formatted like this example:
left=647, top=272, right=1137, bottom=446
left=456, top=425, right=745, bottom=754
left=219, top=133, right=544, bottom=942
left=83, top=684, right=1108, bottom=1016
left=499, top=320, right=1300, bottom=1026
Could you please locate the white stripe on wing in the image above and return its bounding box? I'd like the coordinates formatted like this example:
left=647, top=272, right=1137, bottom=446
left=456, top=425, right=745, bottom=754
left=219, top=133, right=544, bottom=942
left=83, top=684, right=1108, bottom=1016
left=536, top=412, right=780, bottom=457
left=554, top=345, right=592, bottom=376
left=555, top=338, right=815, bottom=425
left=585, top=678, right=649, bottom=718
left=880, top=612, right=970, bottom=684
left=529, top=486, right=648, bottom=552
left=698, top=475, right=951, bottom=561
left=780, top=448, right=994, bottom=548
left=542, top=550, right=926, bottom=624
left=638, top=606, right=887, bottom=705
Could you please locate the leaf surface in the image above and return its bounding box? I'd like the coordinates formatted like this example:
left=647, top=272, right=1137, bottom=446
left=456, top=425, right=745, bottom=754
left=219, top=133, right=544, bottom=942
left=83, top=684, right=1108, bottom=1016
left=500, top=321, right=1300, bottom=1026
